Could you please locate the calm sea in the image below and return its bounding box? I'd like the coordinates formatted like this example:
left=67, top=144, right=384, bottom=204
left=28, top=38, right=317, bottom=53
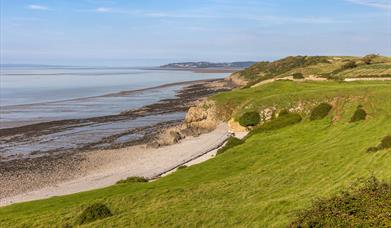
left=0, top=66, right=228, bottom=128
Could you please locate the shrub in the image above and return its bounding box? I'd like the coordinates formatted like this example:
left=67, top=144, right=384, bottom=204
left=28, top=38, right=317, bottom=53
left=248, top=113, right=302, bottom=137
left=77, top=203, right=113, bottom=225
left=362, top=54, right=378, bottom=64
left=379, top=135, right=391, bottom=150
left=309, top=103, right=332, bottom=121
left=278, top=109, right=289, bottom=116
left=292, top=73, right=304, bottom=79
left=116, top=176, right=148, bottom=184
left=366, top=147, right=378, bottom=153
left=217, top=137, right=244, bottom=155
left=342, top=60, right=357, bottom=69
left=239, top=111, right=260, bottom=127
left=366, top=135, right=391, bottom=152
left=177, top=165, right=187, bottom=170
left=289, top=177, right=391, bottom=227
left=350, top=107, right=367, bottom=122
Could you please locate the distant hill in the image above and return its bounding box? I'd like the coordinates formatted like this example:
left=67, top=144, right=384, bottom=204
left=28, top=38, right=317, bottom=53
left=160, top=61, right=257, bottom=69
left=229, top=54, right=391, bottom=86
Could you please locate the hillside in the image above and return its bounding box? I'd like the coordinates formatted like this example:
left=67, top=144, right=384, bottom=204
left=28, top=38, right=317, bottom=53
left=0, top=80, right=390, bottom=227
left=228, top=55, right=391, bottom=86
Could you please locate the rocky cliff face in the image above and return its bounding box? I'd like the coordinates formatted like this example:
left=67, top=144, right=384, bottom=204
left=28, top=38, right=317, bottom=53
left=184, top=99, right=219, bottom=130
left=149, top=99, right=221, bottom=148
left=226, top=72, right=248, bottom=87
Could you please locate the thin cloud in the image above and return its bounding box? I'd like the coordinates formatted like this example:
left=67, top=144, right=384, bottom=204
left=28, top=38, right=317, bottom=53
left=95, top=7, right=112, bottom=13
left=345, top=0, right=391, bottom=10
left=28, top=4, right=49, bottom=11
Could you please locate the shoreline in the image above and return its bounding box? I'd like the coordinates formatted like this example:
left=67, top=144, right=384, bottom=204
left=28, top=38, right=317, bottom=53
left=0, top=78, right=235, bottom=206
left=0, top=78, right=233, bottom=161
left=0, top=124, right=232, bottom=207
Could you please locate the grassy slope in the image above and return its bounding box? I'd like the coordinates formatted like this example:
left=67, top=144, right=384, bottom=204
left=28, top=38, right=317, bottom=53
left=1, top=81, right=391, bottom=227
left=236, top=55, right=391, bottom=85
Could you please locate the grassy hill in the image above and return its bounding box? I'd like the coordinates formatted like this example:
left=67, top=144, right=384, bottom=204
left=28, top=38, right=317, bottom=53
left=230, top=55, right=391, bottom=86
left=0, top=80, right=390, bottom=227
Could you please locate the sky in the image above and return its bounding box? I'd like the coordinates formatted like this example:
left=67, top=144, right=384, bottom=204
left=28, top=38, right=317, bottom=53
left=0, top=0, right=390, bottom=66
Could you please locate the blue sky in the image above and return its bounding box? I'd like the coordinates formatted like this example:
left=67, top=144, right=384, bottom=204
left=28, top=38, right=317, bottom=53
left=0, top=0, right=390, bottom=66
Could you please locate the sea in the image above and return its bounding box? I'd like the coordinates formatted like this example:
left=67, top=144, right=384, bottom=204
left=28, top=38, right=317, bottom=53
left=0, top=65, right=228, bottom=159
left=0, top=65, right=228, bottom=128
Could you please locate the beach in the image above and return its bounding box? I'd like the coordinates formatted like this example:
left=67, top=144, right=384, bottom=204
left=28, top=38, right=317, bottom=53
left=0, top=123, right=231, bottom=206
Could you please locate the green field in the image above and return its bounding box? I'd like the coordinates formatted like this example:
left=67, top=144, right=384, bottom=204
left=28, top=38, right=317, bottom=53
left=1, top=80, right=390, bottom=227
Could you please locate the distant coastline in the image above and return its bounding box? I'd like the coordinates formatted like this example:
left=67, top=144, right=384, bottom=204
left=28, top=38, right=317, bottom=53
left=156, top=61, right=256, bottom=73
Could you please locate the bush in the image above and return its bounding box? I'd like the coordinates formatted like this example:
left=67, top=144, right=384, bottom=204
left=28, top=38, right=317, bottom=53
left=309, top=103, right=332, bottom=121
left=239, top=111, right=260, bottom=127
left=77, top=203, right=113, bottom=225
left=379, top=135, right=391, bottom=150
left=366, top=135, right=391, bottom=152
left=289, top=177, right=391, bottom=227
left=116, top=176, right=148, bottom=184
left=177, top=165, right=187, bottom=170
left=362, top=54, right=378, bottom=64
left=278, top=109, right=289, bottom=116
left=217, top=137, right=244, bottom=155
left=350, top=107, right=367, bottom=122
left=341, top=60, right=357, bottom=70
left=248, top=113, right=302, bottom=137
left=292, top=73, right=304, bottom=79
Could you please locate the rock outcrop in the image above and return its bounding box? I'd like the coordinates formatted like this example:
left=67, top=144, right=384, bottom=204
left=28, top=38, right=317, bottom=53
left=226, top=72, right=248, bottom=87
left=149, top=99, right=221, bottom=148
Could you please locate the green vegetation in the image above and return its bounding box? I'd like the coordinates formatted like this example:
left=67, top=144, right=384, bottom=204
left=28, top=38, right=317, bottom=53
left=248, top=112, right=302, bottom=137
left=238, top=111, right=260, bottom=127
left=350, top=106, right=367, bottom=122
left=77, top=203, right=112, bottom=225
left=233, top=55, right=391, bottom=85
left=116, top=176, right=148, bottom=184
left=292, top=72, right=304, bottom=79
left=368, top=135, right=391, bottom=152
left=0, top=81, right=390, bottom=227
left=177, top=165, right=187, bottom=170
left=362, top=54, right=378, bottom=65
left=309, top=103, right=332, bottom=121
left=290, top=177, right=391, bottom=227
left=216, top=137, right=244, bottom=155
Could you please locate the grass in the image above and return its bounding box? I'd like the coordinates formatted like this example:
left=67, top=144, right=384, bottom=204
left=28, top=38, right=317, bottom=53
left=0, top=81, right=390, bottom=227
